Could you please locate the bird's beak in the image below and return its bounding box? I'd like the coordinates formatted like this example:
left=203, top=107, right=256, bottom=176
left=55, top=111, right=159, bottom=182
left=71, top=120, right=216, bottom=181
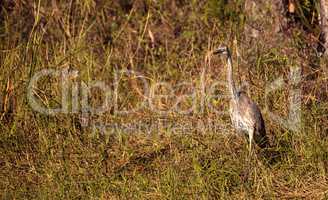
left=212, top=47, right=226, bottom=55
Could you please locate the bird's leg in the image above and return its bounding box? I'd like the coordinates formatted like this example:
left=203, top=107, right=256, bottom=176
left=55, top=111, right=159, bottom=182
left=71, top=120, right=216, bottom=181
left=248, top=128, right=254, bottom=155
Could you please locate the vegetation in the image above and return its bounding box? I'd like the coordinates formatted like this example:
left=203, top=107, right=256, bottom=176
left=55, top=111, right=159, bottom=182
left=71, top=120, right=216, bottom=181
left=0, top=0, right=327, bottom=199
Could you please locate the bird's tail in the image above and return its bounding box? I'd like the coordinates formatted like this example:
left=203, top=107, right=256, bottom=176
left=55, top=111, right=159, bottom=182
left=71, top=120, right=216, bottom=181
left=255, top=126, right=270, bottom=149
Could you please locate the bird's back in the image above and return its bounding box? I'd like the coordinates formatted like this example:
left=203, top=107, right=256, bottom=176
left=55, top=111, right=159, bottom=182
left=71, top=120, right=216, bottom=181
left=233, top=91, right=268, bottom=148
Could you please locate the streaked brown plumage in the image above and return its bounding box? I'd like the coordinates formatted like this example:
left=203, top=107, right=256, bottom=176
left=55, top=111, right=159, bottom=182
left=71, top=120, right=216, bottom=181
left=213, top=45, right=268, bottom=152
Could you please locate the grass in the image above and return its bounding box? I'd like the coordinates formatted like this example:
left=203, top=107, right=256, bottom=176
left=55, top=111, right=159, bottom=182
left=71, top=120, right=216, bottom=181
left=1, top=0, right=328, bottom=199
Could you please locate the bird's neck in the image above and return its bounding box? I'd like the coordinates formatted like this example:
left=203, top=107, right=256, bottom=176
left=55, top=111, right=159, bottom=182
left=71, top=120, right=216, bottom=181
left=226, top=53, right=237, bottom=100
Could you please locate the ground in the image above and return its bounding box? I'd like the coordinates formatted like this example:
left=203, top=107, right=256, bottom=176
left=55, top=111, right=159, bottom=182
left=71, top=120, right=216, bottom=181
left=0, top=0, right=328, bottom=199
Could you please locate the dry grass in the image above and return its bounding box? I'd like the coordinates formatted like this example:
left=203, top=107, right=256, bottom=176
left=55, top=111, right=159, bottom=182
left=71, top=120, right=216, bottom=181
left=0, top=0, right=328, bottom=199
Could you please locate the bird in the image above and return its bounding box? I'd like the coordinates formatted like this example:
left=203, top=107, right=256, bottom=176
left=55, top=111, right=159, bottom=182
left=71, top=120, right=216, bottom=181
left=213, top=45, right=269, bottom=153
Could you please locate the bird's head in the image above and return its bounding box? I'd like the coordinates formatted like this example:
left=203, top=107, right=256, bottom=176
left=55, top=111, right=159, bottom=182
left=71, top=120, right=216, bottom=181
left=213, top=45, right=230, bottom=56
